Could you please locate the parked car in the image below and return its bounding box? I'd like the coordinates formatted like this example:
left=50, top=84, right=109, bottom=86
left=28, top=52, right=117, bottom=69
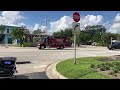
left=107, top=42, right=120, bottom=50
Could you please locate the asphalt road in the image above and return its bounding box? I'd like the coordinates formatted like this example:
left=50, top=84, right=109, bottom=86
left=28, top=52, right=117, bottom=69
left=0, top=46, right=120, bottom=79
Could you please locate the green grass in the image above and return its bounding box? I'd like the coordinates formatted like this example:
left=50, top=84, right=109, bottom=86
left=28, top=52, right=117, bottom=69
left=56, top=57, right=112, bottom=79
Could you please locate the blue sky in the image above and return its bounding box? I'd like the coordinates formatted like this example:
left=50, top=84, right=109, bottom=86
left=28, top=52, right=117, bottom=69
left=0, top=11, right=120, bottom=33
left=18, top=11, right=120, bottom=24
left=10, top=11, right=119, bottom=25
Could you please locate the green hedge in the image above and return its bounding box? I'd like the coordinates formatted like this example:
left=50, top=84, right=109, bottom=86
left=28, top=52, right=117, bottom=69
left=22, top=42, right=32, bottom=47
left=97, top=42, right=108, bottom=47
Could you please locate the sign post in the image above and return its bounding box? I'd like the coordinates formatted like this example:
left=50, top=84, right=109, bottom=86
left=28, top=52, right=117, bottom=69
left=73, top=33, right=76, bottom=64
left=73, top=12, right=80, bottom=64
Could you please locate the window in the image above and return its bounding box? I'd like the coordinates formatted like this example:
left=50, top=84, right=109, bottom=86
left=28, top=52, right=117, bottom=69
left=6, top=28, right=10, bottom=34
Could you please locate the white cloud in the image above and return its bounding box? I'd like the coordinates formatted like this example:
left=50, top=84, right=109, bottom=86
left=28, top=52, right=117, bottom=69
left=0, top=11, right=25, bottom=25
left=0, top=11, right=31, bottom=31
left=109, top=23, right=120, bottom=33
left=103, top=21, right=111, bottom=32
left=18, top=22, right=33, bottom=33
left=0, top=11, right=35, bottom=33
left=27, top=26, right=34, bottom=34
left=40, top=26, right=46, bottom=32
left=114, top=13, right=120, bottom=23
left=33, top=23, right=46, bottom=32
left=50, top=16, right=73, bottom=32
left=80, top=15, right=103, bottom=30
left=33, top=23, right=39, bottom=30
left=18, top=22, right=26, bottom=26
left=49, top=15, right=103, bottom=32
left=109, top=13, right=120, bottom=33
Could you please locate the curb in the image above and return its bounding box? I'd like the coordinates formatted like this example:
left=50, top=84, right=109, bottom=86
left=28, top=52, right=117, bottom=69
left=45, top=61, right=68, bottom=79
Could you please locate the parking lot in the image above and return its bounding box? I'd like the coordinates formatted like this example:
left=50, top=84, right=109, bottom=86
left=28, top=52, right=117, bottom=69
left=0, top=46, right=120, bottom=79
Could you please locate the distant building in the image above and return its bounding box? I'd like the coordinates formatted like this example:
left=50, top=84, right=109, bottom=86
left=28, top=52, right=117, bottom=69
left=0, top=24, right=53, bottom=45
left=0, top=25, right=21, bottom=44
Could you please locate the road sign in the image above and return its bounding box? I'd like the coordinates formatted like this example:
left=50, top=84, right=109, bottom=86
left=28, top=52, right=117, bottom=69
left=72, top=22, right=80, bottom=34
left=73, top=12, right=80, bottom=64
left=73, top=12, right=80, bottom=22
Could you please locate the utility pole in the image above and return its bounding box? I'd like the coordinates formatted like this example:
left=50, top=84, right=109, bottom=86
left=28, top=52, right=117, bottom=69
left=45, top=19, right=47, bottom=33
left=45, top=18, right=50, bottom=33
left=111, top=37, right=113, bottom=46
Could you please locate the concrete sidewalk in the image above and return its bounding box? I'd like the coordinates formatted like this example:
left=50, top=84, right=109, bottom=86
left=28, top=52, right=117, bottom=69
left=45, top=61, right=68, bottom=79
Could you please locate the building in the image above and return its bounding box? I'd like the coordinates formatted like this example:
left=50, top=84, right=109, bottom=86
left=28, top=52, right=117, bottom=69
left=0, top=24, right=53, bottom=45
left=0, top=25, right=21, bottom=44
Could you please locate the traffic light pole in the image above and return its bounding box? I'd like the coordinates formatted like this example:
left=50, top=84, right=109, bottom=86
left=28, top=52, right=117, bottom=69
left=74, top=34, right=76, bottom=64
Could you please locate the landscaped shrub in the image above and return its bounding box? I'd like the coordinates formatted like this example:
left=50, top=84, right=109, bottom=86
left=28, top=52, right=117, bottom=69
left=109, top=71, right=115, bottom=75
left=105, top=63, right=113, bottom=67
left=115, top=62, right=120, bottom=66
left=101, top=63, right=106, bottom=67
left=106, top=66, right=110, bottom=70
left=97, top=64, right=102, bottom=68
left=97, top=42, right=108, bottom=47
left=100, top=67, right=106, bottom=71
left=23, top=42, right=32, bottom=47
left=100, top=65, right=110, bottom=71
left=113, top=69, right=119, bottom=73
left=90, top=64, right=96, bottom=68
left=112, top=62, right=120, bottom=66
left=104, top=65, right=110, bottom=70
left=114, top=66, right=120, bottom=71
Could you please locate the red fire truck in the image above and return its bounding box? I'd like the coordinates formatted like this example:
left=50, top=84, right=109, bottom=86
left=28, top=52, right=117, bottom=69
left=37, top=36, right=72, bottom=49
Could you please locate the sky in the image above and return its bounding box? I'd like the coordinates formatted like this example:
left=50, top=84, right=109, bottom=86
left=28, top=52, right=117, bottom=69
left=0, top=11, right=120, bottom=33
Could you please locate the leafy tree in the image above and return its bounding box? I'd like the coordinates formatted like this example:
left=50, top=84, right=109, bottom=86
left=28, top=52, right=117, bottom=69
left=53, top=28, right=73, bottom=38
left=79, top=31, right=92, bottom=44
left=101, top=33, right=118, bottom=46
left=64, top=28, right=73, bottom=37
left=0, top=34, right=5, bottom=44
left=0, top=25, right=3, bottom=34
left=117, top=34, right=120, bottom=41
left=70, top=34, right=80, bottom=46
left=33, top=29, right=42, bottom=34
left=11, top=27, right=25, bottom=45
left=84, top=25, right=106, bottom=43
left=0, top=25, right=5, bottom=43
left=52, top=25, right=120, bottom=46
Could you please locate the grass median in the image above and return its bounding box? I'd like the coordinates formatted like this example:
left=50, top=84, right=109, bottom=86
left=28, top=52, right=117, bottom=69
left=56, top=57, right=113, bottom=79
